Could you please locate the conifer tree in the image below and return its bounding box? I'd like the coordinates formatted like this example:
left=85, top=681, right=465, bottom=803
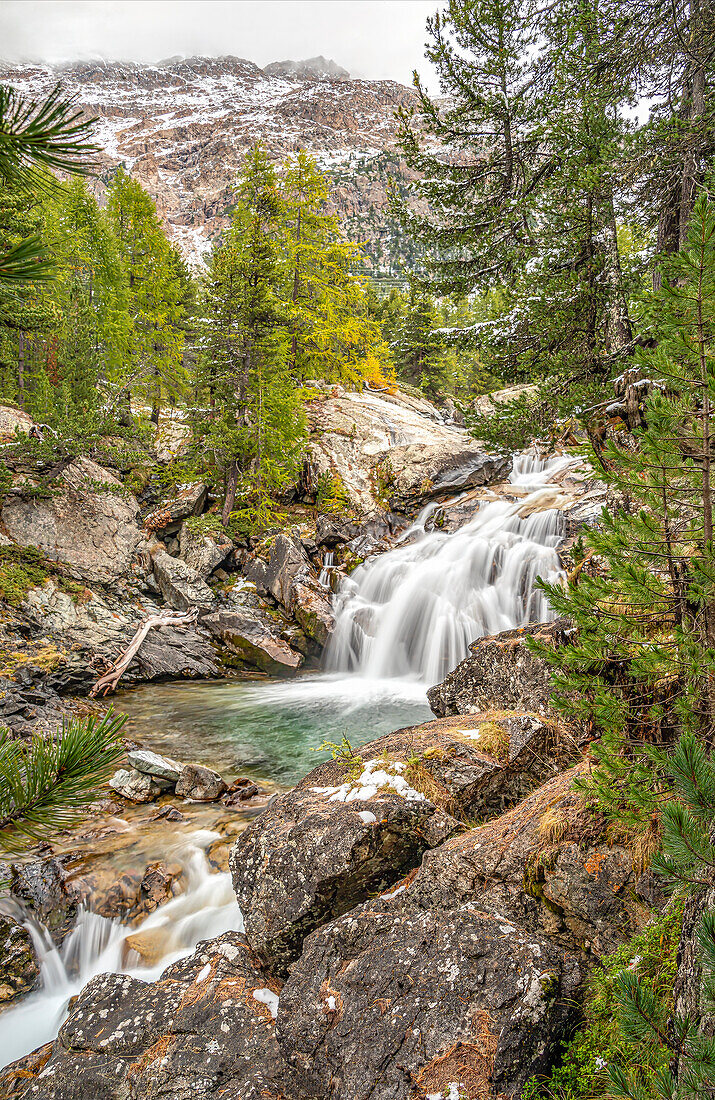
left=535, top=193, right=715, bottom=823
left=106, top=169, right=187, bottom=422
left=198, top=146, right=305, bottom=530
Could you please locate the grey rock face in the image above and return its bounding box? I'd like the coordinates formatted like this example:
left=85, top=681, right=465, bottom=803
left=143, top=481, right=207, bottom=534
left=152, top=550, right=218, bottom=611
left=1, top=458, right=142, bottom=585
left=427, top=620, right=573, bottom=719
left=178, top=522, right=232, bottom=579
left=250, top=534, right=334, bottom=647
left=203, top=607, right=304, bottom=674
left=175, top=762, right=227, bottom=801
left=383, top=443, right=513, bottom=511
left=126, top=748, right=183, bottom=782
left=9, top=932, right=288, bottom=1100
left=277, top=894, right=583, bottom=1100
left=0, top=914, right=39, bottom=1003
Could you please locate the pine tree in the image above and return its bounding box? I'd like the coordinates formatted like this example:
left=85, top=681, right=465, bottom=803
left=106, top=169, right=187, bottom=422
left=198, top=146, right=305, bottom=530
left=282, top=150, right=391, bottom=387
left=392, top=286, right=443, bottom=393
left=534, top=193, right=715, bottom=824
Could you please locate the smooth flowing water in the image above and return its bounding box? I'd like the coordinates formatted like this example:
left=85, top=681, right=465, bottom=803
left=0, top=836, right=242, bottom=1067
left=0, top=449, right=575, bottom=1069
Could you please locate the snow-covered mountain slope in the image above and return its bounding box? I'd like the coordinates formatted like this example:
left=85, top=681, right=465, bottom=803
left=0, top=55, right=418, bottom=272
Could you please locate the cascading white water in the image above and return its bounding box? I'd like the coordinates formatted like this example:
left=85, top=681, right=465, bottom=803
left=0, top=837, right=243, bottom=1068
left=324, top=452, right=575, bottom=687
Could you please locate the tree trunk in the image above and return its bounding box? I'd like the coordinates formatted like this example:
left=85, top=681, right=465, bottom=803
left=222, top=460, right=239, bottom=526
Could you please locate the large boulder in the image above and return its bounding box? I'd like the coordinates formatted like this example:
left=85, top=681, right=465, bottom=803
left=152, top=550, right=217, bottom=611
left=9, top=932, right=289, bottom=1100
left=1, top=458, right=141, bottom=586
left=305, top=386, right=510, bottom=517
left=203, top=607, right=304, bottom=675
left=0, top=405, right=36, bottom=437
left=382, top=443, right=512, bottom=511
left=175, top=762, right=227, bottom=801
left=277, top=892, right=583, bottom=1100
left=230, top=750, right=460, bottom=977
left=428, top=620, right=573, bottom=719
left=0, top=914, right=39, bottom=1003
left=178, top=522, right=232, bottom=579
left=230, top=712, right=574, bottom=977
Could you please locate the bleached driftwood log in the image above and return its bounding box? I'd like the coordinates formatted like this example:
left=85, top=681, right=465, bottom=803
left=90, top=607, right=199, bottom=698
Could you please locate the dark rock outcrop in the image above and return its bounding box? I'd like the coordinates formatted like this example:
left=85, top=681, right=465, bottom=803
left=247, top=534, right=334, bottom=647
left=384, top=444, right=512, bottom=511
left=10, top=932, right=288, bottom=1100
left=428, top=620, right=574, bottom=719
left=152, top=550, right=217, bottom=611
left=0, top=914, right=40, bottom=1002
left=278, top=893, right=583, bottom=1100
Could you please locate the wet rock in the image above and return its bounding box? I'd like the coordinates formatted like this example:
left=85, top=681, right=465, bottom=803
left=11, top=857, right=77, bottom=946
left=138, top=860, right=181, bottom=913
left=179, top=522, right=233, bottom=579
left=108, top=767, right=168, bottom=803
left=383, top=444, right=512, bottom=511
left=231, top=744, right=462, bottom=977
left=290, top=578, right=334, bottom=646
left=14, top=932, right=289, bottom=1100
left=203, top=607, right=303, bottom=675
left=250, top=534, right=333, bottom=646
left=428, top=619, right=574, bottom=719
left=126, top=748, right=183, bottom=783
left=1, top=458, right=141, bottom=586
left=0, top=914, right=40, bottom=1002
left=175, top=762, right=227, bottom=801
left=152, top=550, right=217, bottom=612
left=278, top=891, right=582, bottom=1100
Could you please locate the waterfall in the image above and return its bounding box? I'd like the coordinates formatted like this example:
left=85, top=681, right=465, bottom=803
left=0, top=838, right=243, bottom=1069
left=324, top=452, right=574, bottom=687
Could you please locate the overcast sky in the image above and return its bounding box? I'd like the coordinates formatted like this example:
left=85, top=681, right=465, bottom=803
left=0, top=1, right=438, bottom=86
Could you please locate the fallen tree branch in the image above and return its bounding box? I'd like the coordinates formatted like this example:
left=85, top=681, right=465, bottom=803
left=89, top=607, right=200, bottom=698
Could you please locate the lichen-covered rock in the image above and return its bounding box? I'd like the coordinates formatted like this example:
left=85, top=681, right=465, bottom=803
left=152, top=550, right=217, bottom=611
left=248, top=534, right=334, bottom=647
left=1, top=458, right=141, bottom=586
left=12, top=932, right=289, bottom=1100
left=230, top=712, right=572, bottom=979
left=230, top=747, right=461, bottom=977
left=290, top=578, right=334, bottom=646
left=277, top=891, right=582, bottom=1100
left=0, top=914, right=39, bottom=1002
left=109, top=767, right=168, bottom=803
left=411, top=764, right=651, bottom=957
left=428, top=620, right=574, bottom=719
left=203, top=607, right=304, bottom=674
left=175, top=762, right=227, bottom=801
left=178, top=522, right=232, bottom=579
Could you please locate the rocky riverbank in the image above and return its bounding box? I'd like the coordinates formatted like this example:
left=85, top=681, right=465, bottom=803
left=0, top=652, right=670, bottom=1100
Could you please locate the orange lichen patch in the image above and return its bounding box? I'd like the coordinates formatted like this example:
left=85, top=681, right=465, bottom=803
left=127, top=1033, right=175, bottom=1080
left=0, top=1041, right=53, bottom=1100
left=584, top=851, right=607, bottom=877
left=412, top=1013, right=499, bottom=1100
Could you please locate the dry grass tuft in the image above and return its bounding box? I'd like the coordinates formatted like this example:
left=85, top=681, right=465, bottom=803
left=412, top=1012, right=500, bottom=1100
left=537, top=808, right=569, bottom=846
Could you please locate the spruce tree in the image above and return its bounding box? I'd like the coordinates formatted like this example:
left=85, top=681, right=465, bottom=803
left=198, top=146, right=305, bottom=530
left=106, top=169, right=187, bottom=422
left=535, top=193, right=715, bottom=823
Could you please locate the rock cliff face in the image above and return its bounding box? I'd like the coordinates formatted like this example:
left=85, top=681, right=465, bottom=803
left=0, top=56, right=418, bottom=272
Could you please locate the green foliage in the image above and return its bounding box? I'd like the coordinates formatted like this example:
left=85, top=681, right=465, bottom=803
left=312, top=734, right=361, bottom=767
left=0, top=543, right=85, bottom=607
left=0, top=708, right=126, bottom=853
left=523, top=905, right=684, bottom=1100
left=532, top=196, right=715, bottom=823
left=315, top=469, right=351, bottom=516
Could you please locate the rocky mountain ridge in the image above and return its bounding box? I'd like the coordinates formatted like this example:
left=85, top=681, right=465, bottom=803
left=0, top=54, right=418, bottom=271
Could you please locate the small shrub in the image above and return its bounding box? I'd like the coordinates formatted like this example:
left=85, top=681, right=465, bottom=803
left=315, top=469, right=351, bottom=516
